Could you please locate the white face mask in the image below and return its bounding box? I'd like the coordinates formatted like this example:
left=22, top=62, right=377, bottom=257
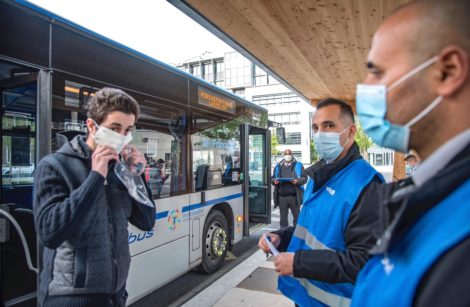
left=92, top=120, right=133, bottom=154
left=284, top=155, right=293, bottom=162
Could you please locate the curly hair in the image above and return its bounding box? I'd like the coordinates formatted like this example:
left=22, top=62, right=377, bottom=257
left=87, top=87, right=140, bottom=124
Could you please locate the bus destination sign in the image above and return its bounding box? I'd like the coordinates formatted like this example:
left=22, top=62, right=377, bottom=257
left=198, top=87, right=236, bottom=114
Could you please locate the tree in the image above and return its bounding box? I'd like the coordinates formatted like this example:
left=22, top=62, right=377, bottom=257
left=271, top=133, right=281, bottom=155
left=310, top=139, right=319, bottom=163
left=354, top=119, right=374, bottom=160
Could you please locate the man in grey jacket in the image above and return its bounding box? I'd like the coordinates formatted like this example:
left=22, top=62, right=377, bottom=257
left=33, top=88, right=156, bottom=306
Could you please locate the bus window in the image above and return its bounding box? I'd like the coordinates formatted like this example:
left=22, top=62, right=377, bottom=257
left=1, top=62, right=37, bottom=209
left=51, top=74, right=97, bottom=153
left=133, top=99, right=188, bottom=198
left=191, top=111, right=241, bottom=191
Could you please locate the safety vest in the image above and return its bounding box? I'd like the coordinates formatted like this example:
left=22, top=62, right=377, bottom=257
left=278, top=159, right=381, bottom=307
left=275, top=160, right=304, bottom=189
left=352, top=178, right=470, bottom=307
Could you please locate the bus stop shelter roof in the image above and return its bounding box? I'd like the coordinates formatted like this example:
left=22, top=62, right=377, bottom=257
left=170, top=0, right=410, bottom=109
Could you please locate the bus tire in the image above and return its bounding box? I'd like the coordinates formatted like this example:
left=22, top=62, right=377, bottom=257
left=200, top=210, right=229, bottom=274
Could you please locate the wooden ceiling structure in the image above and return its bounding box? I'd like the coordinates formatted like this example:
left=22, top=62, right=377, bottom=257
left=170, top=0, right=410, bottom=108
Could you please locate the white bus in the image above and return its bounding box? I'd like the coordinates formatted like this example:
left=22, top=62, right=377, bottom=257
left=0, top=1, right=275, bottom=305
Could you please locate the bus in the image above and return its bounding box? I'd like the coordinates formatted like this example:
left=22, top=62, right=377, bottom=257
left=0, top=1, right=274, bottom=305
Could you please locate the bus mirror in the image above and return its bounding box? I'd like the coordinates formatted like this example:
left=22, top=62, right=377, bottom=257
left=276, top=127, right=286, bottom=144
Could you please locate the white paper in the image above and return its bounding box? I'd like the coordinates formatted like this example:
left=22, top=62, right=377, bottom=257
left=264, top=235, right=280, bottom=256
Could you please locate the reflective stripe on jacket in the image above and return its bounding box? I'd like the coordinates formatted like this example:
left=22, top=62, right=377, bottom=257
left=278, top=159, right=380, bottom=307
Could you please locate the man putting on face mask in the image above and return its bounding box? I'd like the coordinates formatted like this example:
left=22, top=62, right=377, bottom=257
left=260, top=98, right=384, bottom=306
left=352, top=1, right=470, bottom=306
left=33, top=88, right=155, bottom=307
left=272, top=149, right=307, bottom=228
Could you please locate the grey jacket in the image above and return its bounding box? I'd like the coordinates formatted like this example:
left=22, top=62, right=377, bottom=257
left=33, top=134, right=155, bottom=305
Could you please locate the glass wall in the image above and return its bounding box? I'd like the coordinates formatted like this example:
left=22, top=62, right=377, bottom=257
left=191, top=64, right=201, bottom=79
left=268, top=112, right=300, bottom=125
left=224, top=52, right=251, bottom=87
left=253, top=65, right=268, bottom=86
left=292, top=151, right=302, bottom=162
left=202, top=62, right=213, bottom=82
left=214, top=60, right=224, bottom=86
left=285, top=132, right=301, bottom=145
left=253, top=93, right=300, bottom=107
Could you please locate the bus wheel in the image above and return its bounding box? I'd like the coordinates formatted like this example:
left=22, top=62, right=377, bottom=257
left=200, top=210, right=229, bottom=273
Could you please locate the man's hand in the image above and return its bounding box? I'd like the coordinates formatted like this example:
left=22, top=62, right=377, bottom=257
left=273, top=179, right=280, bottom=185
left=122, top=145, right=147, bottom=175
left=274, top=252, right=295, bottom=276
left=291, top=179, right=298, bottom=185
left=92, top=145, right=119, bottom=178
left=258, top=233, right=281, bottom=253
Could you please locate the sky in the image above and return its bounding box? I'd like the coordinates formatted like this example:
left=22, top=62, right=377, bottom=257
left=28, top=0, right=234, bottom=66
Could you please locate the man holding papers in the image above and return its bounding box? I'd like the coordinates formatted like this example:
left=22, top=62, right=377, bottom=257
left=260, top=98, right=383, bottom=306
left=272, top=149, right=307, bottom=228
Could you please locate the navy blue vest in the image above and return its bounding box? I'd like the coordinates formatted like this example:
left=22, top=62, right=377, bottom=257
left=352, top=178, right=470, bottom=307
left=278, top=159, right=381, bottom=307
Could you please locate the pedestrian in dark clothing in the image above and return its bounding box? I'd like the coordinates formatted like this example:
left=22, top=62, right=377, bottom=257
left=272, top=149, right=307, bottom=228
left=260, top=99, right=384, bottom=306
left=352, top=1, right=470, bottom=306
left=153, top=158, right=168, bottom=198
left=33, top=88, right=156, bottom=307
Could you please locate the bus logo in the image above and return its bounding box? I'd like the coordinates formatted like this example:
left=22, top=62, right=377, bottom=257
left=167, top=209, right=182, bottom=231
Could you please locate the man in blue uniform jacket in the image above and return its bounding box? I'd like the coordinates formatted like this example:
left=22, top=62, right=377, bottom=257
left=259, top=98, right=384, bottom=306
left=352, top=0, right=470, bottom=306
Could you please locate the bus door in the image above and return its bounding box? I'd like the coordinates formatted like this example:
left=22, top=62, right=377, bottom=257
left=1, top=63, right=47, bottom=306
left=241, top=124, right=271, bottom=236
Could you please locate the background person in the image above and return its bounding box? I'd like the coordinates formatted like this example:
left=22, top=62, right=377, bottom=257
left=271, top=149, right=307, bottom=228
left=153, top=158, right=168, bottom=198
left=404, top=154, right=418, bottom=176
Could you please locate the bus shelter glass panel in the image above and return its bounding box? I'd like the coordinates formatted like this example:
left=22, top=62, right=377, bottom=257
left=191, top=111, right=241, bottom=191
left=1, top=60, right=38, bottom=306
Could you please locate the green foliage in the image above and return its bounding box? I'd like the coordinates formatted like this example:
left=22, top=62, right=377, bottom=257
left=354, top=119, right=374, bottom=155
left=310, top=139, right=319, bottom=163
left=199, top=112, right=267, bottom=140
left=271, top=133, right=281, bottom=155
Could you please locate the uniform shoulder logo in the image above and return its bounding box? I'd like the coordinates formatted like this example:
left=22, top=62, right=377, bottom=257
left=326, top=186, right=336, bottom=196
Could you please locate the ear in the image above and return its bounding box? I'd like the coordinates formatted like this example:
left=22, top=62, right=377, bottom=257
left=436, top=45, right=469, bottom=97
left=85, top=118, right=97, bottom=135
left=349, top=124, right=357, bottom=138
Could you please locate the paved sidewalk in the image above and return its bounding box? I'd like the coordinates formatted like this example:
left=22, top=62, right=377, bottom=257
left=182, top=250, right=292, bottom=307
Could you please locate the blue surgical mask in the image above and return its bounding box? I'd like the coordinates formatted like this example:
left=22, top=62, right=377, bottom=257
left=356, top=56, right=443, bottom=153
left=313, top=127, right=350, bottom=163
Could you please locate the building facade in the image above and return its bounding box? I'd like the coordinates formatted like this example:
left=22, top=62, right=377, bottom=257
left=177, top=51, right=314, bottom=164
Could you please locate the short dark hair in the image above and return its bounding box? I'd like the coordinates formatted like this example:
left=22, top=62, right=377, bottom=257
left=316, top=98, right=355, bottom=124
left=404, top=154, right=417, bottom=162
left=87, top=87, right=140, bottom=124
